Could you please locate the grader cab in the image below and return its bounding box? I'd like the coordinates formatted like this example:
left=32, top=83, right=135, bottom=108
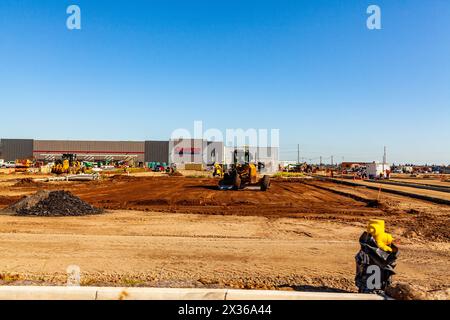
left=218, top=148, right=270, bottom=191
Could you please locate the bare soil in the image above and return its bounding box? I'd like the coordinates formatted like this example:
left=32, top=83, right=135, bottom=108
left=0, top=174, right=448, bottom=294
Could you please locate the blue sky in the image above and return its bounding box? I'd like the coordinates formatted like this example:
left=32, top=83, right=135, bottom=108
left=0, top=0, right=449, bottom=164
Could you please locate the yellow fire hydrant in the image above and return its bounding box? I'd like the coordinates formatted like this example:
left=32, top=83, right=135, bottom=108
left=367, top=219, right=394, bottom=252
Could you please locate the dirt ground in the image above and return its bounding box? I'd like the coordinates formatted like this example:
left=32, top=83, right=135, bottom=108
left=389, top=178, right=450, bottom=188
left=0, top=174, right=448, bottom=294
left=333, top=178, right=450, bottom=202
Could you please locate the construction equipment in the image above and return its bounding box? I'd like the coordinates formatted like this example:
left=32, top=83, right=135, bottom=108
left=287, top=162, right=313, bottom=173
left=165, top=163, right=177, bottom=174
left=212, top=162, right=224, bottom=178
left=153, top=164, right=166, bottom=172
left=51, top=154, right=84, bottom=175
left=14, top=159, right=32, bottom=172
left=218, top=148, right=270, bottom=191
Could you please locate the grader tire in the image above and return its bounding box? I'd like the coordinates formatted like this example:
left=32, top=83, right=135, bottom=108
left=260, top=175, right=270, bottom=191
left=233, top=174, right=241, bottom=190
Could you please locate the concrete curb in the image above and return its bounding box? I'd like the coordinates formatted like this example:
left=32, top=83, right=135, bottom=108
left=0, top=286, right=385, bottom=300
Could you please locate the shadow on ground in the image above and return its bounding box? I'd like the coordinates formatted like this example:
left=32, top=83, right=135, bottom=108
left=279, top=284, right=352, bottom=293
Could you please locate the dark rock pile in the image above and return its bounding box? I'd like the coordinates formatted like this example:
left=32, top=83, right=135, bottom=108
left=6, top=190, right=102, bottom=216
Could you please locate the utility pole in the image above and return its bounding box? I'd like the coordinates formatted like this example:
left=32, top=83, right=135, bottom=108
left=297, top=144, right=300, bottom=164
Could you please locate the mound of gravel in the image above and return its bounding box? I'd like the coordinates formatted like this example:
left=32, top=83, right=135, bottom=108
left=6, top=190, right=102, bottom=217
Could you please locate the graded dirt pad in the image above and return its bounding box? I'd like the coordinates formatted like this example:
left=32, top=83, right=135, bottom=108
left=58, top=176, right=387, bottom=218
left=1, top=176, right=449, bottom=240
left=5, top=190, right=103, bottom=217
left=29, top=176, right=448, bottom=242
left=0, top=175, right=449, bottom=240
left=0, top=175, right=448, bottom=296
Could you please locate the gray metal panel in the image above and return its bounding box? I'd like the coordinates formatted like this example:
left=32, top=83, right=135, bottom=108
left=33, top=140, right=145, bottom=162
left=256, top=147, right=279, bottom=160
left=169, top=139, right=205, bottom=164
left=0, top=139, right=34, bottom=161
left=206, top=141, right=223, bottom=164
left=145, top=141, right=169, bottom=163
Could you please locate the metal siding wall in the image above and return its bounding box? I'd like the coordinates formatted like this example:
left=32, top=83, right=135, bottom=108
left=0, top=139, right=33, bottom=161
left=169, top=139, right=205, bottom=164
left=144, top=141, right=169, bottom=163
left=33, top=140, right=145, bottom=162
left=206, top=141, right=223, bottom=164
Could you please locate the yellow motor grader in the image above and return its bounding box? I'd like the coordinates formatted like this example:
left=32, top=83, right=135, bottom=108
left=218, top=148, right=270, bottom=191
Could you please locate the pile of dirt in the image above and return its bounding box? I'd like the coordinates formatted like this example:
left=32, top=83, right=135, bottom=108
left=6, top=190, right=103, bottom=217
left=168, top=171, right=183, bottom=177
left=386, top=283, right=429, bottom=300
left=386, top=282, right=450, bottom=300
left=13, top=178, right=43, bottom=187
left=399, top=213, right=450, bottom=242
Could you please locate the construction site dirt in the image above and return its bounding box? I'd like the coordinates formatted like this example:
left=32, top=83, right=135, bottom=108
left=0, top=174, right=448, bottom=297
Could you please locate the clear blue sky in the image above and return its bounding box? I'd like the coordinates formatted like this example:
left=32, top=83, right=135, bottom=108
left=0, top=0, right=449, bottom=164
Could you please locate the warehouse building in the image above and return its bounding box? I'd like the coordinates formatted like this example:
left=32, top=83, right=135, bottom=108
left=0, top=138, right=278, bottom=171
left=0, top=138, right=153, bottom=164
left=0, top=138, right=224, bottom=167
left=33, top=140, right=146, bottom=163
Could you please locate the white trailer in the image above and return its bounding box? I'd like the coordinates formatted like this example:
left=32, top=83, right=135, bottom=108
left=366, top=162, right=391, bottom=179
